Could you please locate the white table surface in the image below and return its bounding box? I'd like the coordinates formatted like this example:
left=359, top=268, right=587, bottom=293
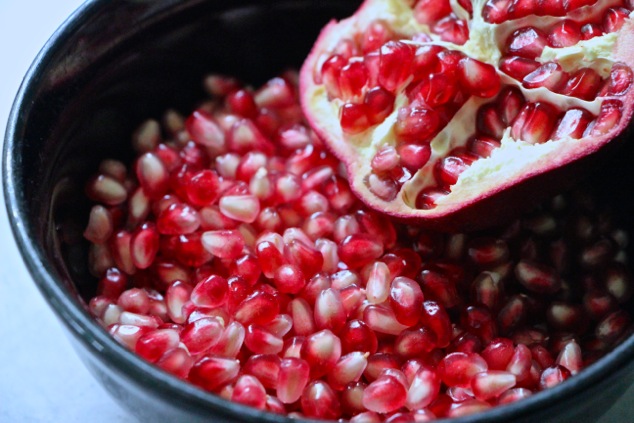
left=0, top=1, right=632, bottom=422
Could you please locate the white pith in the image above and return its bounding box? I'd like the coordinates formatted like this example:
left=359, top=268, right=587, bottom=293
left=302, top=0, right=634, bottom=217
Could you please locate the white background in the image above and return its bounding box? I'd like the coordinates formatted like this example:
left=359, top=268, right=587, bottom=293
left=0, top=1, right=631, bottom=422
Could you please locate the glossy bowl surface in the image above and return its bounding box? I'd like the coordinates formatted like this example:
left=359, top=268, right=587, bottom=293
left=5, top=1, right=634, bottom=422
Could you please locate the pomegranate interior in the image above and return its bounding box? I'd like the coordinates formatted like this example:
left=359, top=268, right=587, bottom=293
left=301, top=0, right=634, bottom=224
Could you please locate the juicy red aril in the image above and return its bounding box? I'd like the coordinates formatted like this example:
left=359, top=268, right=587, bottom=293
left=86, top=73, right=634, bottom=421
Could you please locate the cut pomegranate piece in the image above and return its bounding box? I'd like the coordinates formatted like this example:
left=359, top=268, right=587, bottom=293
left=300, top=0, right=634, bottom=229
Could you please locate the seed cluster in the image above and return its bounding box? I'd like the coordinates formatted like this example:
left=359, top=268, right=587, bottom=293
left=85, top=72, right=632, bottom=421
left=307, top=0, right=634, bottom=213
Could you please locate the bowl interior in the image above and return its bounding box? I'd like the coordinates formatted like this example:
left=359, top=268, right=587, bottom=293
left=6, top=0, right=634, bottom=422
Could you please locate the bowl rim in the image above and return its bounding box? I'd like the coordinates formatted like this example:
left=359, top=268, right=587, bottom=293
left=4, top=1, right=634, bottom=422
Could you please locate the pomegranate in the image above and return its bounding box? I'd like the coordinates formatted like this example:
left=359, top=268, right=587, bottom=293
left=300, top=0, right=634, bottom=229
left=84, top=72, right=633, bottom=421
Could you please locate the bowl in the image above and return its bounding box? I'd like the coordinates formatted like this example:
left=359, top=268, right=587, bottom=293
left=4, top=0, right=634, bottom=422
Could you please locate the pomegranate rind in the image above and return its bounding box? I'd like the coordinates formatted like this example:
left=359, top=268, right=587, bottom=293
left=300, top=0, right=634, bottom=230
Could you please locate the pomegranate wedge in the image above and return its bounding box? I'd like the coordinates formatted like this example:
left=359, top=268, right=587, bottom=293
left=300, top=0, right=634, bottom=229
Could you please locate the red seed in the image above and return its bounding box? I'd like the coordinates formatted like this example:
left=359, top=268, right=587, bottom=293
left=277, top=357, right=310, bottom=403
left=364, top=304, right=410, bottom=336
left=181, top=316, right=224, bottom=355
left=189, top=356, right=240, bottom=392
left=413, top=0, right=452, bottom=25
left=506, top=27, right=548, bottom=59
left=301, top=381, right=342, bottom=420
left=234, top=290, right=280, bottom=326
left=394, top=105, right=441, bottom=144
left=523, top=62, right=569, bottom=91
left=314, top=288, right=347, bottom=333
left=135, top=328, right=180, bottom=363
left=341, top=319, right=379, bottom=355
left=389, top=276, right=425, bottom=327
left=515, top=260, right=562, bottom=294
left=301, top=329, right=342, bottom=378
left=406, top=365, right=441, bottom=410
left=458, top=57, right=501, bottom=98
left=157, top=203, right=201, bottom=235
left=539, top=365, right=571, bottom=390
left=363, top=373, right=408, bottom=414
left=365, top=87, right=396, bottom=125
left=548, top=20, right=581, bottom=47
left=420, top=300, right=452, bottom=348
left=395, top=327, right=437, bottom=358
left=186, top=110, right=225, bottom=149
left=231, top=375, right=267, bottom=410
left=328, top=351, right=369, bottom=390
left=437, top=352, right=488, bottom=388
left=339, top=234, right=384, bottom=270
left=244, top=324, right=284, bottom=355
left=472, top=371, right=516, bottom=401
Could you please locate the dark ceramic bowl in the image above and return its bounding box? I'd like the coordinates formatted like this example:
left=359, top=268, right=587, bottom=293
left=5, top=1, right=634, bottom=422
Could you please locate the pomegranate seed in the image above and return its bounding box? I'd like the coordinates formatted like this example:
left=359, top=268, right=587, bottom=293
left=255, top=76, right=296, bottom=109
left=539, top=365, right=571, bottom=390
left=301, top=381, right=341, bottom=419
left=328, top=351, right=369, bottom=390
left=481, top=338, right=514, bottom=370
left=301, top=329, right=342, bottom=378
left=157, top=203, right=201, bottom=235
left=433, top=15, right=470, bottom=45
left=511, top=102, right=558, bottom=144
left=189, top=356, right=240, bottom=392
left=181, top=316, right=224, bottom=355
left=219, top=194, right=260, bottom=223
left=516, top=260, right=562, bottom=294
left=506, top=27, right=548, bottom=59
left=548, top=20, right=581, bottom=47
left=364, top=304, right=410, bottom=335
left=340, top=61, right=369, bottom=101
left=483, top=0, right=511, bottom=23
left=500, top=56, right=540, bottom=81
left=437, top=352, right=488, bottom=388
left=389, top=276, right=424, bottom=326
left=339, top=234, right=384, bottom=269
left=413, top=0, right=451, bottom=25
left=395, top=327, right=437, bottom=358
left=341, top=319, right=379, bottom=355
left=186, top=110, right=225, bottom=149
left=552, top=108, right=593, bottom=140
left=498, top=387, right=533, bottom=404
left=245, top=324, right=284, bottom=355
left=604, top=7, right=630, bottom=33
left=394, top=105, right=441, bottom=143
left=97, top=268, right=128, bottom=299
left=523, top=62, right=569, bottom=91
left=135, top=328, right=180, bottom=362
left=365, top=87, right=396, bottom=125
left=606, top=63, right=633, bottom=96
left=277, top=357, right=310, bottom=403
left=340, top=102, right=370, bottom=134
left=314, top=287, right=347, bottom=333
left=84, top=205, right=113, bottom=244
left=231, top=375, right=267, bottom=409
left=448, top=399, right=491, bottom=417
left=234, top=290, right=280, bottom=326
left=458, top=57, right=501, bottom=98
left=507, top=344, right=533, bottom=381
left=86, top=174, right=128, bottom=206
left=472, top=371, right=516, bottom=400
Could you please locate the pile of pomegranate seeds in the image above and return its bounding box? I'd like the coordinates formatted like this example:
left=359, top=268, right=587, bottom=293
left=85, top=72, right=632, bottom=421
